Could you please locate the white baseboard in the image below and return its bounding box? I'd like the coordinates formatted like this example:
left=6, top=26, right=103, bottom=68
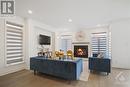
left=0, top=63, right=26, bottom=76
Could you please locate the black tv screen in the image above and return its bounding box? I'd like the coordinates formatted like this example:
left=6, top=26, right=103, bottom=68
left=39, top=34, right=51, bottom=45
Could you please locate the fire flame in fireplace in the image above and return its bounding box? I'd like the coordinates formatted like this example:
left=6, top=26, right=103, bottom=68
left=77, top=48, right=83, bottom=55
left=74, top=45, right=88, bottom=58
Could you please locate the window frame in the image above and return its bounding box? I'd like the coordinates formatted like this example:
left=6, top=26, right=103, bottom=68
left=5, top=21, right=24, bottom=66
left=91, top=32, right=111, bottom=58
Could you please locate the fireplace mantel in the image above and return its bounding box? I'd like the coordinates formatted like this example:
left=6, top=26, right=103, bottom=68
left=72, top=42, right=90, bottom=44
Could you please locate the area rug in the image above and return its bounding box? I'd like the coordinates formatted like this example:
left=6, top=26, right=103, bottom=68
left=79, top=60, right=90, bottom=81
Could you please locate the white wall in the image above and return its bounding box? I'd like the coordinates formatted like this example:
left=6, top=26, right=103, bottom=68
left=0, top=17, right=56, bottom=75
left=26, top=19, right=55, bottom=69
left=110, top=18, right=130, bottom=69
left=55, top=26, right=109, bottom=57
left=55, top=21, right=130, bottom=69
left=0, top=17, right=26, bottom=76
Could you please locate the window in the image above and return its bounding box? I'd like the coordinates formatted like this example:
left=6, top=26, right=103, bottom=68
left=60, top=35, right=72, bottom=54
left=91, top=32, right=111, bottom=58
left=5, top=21, right=24, bottom=65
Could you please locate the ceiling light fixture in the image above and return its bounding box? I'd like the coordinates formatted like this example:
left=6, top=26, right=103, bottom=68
left=97, top=24, right=101, bottom=27
left=68, top=18, right=72, bottom=22
left=28, top=10, right=32, bottom=14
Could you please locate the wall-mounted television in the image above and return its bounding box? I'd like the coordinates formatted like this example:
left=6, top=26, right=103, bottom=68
left=39, top=34, right=51, bottom=45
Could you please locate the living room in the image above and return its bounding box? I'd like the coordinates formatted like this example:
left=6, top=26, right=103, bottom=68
left=0, top=0, right=130, bottom=87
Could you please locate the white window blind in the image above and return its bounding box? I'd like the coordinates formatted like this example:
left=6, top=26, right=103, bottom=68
left=91, top=32, right=111, bottom=58
left=6, top=21, right=24, bottom=65
left=61, top=35, right=72, bottom=54
left=108, top=32, right=112, bottom=58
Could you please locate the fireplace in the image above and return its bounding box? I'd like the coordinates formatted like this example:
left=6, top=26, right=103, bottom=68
left=74, top=45, right=88, bottom=58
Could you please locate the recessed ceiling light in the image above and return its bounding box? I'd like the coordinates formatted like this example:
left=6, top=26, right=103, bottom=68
left=97, top=24, right=101, bottom=27
left=28, top=10, right=32, bottom=14
left=68, top=19, right=72, bottom=22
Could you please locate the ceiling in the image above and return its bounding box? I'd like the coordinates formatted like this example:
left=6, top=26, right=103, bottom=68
left=16, top=0, right=130, bottom=31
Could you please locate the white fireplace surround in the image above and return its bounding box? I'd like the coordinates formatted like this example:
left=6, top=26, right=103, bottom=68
left=72, top=42, right=91, bottom=58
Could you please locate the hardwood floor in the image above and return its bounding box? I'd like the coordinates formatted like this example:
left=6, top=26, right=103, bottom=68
left=0, top=68, right=130, bottom=87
